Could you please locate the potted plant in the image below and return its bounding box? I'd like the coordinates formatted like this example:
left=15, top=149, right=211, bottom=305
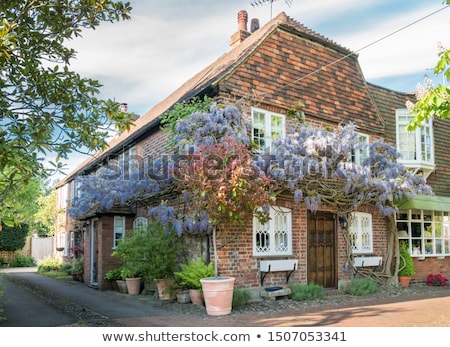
left=120, top=265, right=142, bottom=295
left=112, top=220, right=181, bottom=298
left=174, top=257, right=214, bottom=305
left=69, top=257, right=84, bottom=282
left=105, top=268, right=123, bottom=292
left=398, top=242, right=416, bottom=288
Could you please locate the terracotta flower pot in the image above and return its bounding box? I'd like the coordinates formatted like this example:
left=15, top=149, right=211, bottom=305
left=200, top=277, right=235, bottom=316
left=154, top=278, right=174, bottom=300
left=398, top=275, right=411, bottom=288
left=189, top=288, right=204, bottom=306
left=126, top=277, right=142, bottom=295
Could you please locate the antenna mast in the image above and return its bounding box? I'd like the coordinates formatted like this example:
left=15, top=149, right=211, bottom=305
left=251, top=0, right=293, bottom=19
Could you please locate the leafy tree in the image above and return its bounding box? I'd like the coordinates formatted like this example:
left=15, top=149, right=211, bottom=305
left=32, top=187, right=57, bottom=237
left=0, top=223, right=29, bottom=251
left=407, top=42, right=450, bottom=130
left=0, top=0, right=135, bottom=224
left=0, top=176, right=43, bottom=227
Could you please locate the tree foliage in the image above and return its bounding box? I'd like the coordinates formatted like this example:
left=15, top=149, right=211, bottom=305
left=0, top=0, right=135, bottom=224
left=0, top=223, right=29, bottom=251
left=407, top=42, right=450, bottom=130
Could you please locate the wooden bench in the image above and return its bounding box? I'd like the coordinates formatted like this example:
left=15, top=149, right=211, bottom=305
left=260, top=259, right=298, bottom=286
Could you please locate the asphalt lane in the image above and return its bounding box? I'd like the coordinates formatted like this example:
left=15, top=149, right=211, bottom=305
left=0, top=273, right=77, bottom=327
left=0, top=267, right=176, bottom=327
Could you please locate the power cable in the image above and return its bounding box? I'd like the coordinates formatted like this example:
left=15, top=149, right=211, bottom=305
left=262, top=5, right=449, bottom=98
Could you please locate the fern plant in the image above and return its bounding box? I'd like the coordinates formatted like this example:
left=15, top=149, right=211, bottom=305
left=174, top=258, right=214, bottom=290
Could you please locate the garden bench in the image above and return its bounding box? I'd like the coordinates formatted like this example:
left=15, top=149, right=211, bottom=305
left=353, top=256, right=383, bottom=278
left=353, top=256, right=382, bottom=268
left=259, top=259, right=298, bottom=286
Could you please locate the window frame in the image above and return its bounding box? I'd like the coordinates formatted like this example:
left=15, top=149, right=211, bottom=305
left=396, top=209, right=450, bottom=257
left=395, top=109, right=434, bottom=167
left=348, top=212, right=373, bottom=254
left=118, top=145, right=138, bottom=180
left=133, top=216, right=148, bottom=231
left=113, top=216, right=126, bottom=249
left=251, top=108, right=285, bottom=153
left=352, top=133, right=369, bottom=166
left=253, top=206, right=293, bottom=257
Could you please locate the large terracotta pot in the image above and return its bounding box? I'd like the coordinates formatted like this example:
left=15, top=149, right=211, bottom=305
left=200, top=277, right=235, bottom=316
left=126, top=277, right=142, bottom=295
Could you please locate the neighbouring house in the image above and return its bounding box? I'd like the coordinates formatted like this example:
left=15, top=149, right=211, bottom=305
left=54, top=11, right=450, bottom=292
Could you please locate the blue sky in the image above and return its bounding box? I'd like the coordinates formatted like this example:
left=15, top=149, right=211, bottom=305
left=56, top=0, right=449, bottom=176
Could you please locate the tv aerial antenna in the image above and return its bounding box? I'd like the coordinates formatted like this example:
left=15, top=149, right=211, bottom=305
left=251, top=0, right=294, bottom=19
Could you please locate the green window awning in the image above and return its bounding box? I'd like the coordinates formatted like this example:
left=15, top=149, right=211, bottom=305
left=396, top=195, right=450, bottom=212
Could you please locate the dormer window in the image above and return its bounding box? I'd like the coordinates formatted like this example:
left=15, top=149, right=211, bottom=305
left=396, top=109, right=435, bottom=177
left=252, top=108, right=285, bottom=154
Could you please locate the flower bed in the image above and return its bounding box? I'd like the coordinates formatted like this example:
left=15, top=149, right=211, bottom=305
left=427, top=274, right=447, bottom=286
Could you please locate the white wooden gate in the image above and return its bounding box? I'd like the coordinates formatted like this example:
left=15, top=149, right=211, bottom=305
left=31, top=236, right=53, bottom=262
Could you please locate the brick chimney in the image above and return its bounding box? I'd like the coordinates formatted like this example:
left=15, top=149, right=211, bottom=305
left=230, top=10, right=251, bottom=48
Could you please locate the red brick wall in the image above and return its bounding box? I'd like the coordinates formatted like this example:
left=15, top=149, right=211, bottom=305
left=412, top=257, right=450, bottom=283
left=83, top=215, right=134, bottom=290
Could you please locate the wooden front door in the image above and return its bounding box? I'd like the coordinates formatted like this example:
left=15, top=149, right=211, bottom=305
left=307, top=211, right=337, bottom=288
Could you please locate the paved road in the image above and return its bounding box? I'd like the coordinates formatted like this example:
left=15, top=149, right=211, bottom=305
left=1, top=267, right=450, bottom=327
left=0, top=267, right=175, bottom=327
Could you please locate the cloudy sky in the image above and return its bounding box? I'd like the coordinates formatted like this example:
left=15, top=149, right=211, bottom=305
left=56, top=0, right=449, bottom=177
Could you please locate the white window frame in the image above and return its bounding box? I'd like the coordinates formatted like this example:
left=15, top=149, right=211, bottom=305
left=113, top=216, right=126, bottom=249
left=133, top=217, right=148, bottom=231
left=396, top=109, right=434, bottom=167
left=352, top=133, right=369, bottom=166
left=57, top=185, right=68, bottom=209
left=348, top=212, right=373, bottom=254
left=118, top=145, right=138, bottom=180
left=252, top=108, right=285, bottom=154
left=253, top=206, right=292, bottom=256
left=396, top=210, right=450, bottom=257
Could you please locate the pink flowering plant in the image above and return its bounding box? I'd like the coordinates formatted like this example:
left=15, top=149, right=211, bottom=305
left=427, top=274, right=447, bottom=286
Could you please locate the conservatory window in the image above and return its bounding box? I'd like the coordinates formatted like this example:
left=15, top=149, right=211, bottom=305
left=348, top=212, right=373, bottom=254
left=133, top=217, right=148, bottom=231
left=396, top=210, right=450, bottom=257
left=253, top=206, right=292, bottom=256
left=396, top=109, right=434, bottom=167
left=113, top=216, right=126, bottom=249
left=252, top=108, right=285, bottom=154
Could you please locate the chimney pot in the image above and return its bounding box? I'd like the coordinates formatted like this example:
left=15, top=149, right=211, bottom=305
left=250, top=18, right=260, bottom=33
left=237, top=10, right=248, bottom=31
